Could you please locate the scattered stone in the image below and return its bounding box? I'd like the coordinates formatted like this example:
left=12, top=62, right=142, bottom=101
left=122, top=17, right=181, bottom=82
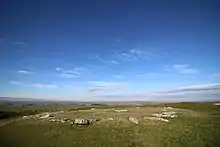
left=152, top=111, right=177, bottom=118
left=22, top=116, right=28, bottom=119
left=114, top=109, right=128, bottom=113
left=108, top=118, right=114, bottom=121
left=49, top=119, right=56, bottom=122
left=63, top=118, right=70, bottom=121
left=129, top=117, right=139, bottom=124
left=152, top=113, right=162, bottom=118
left=163, top=107, right=173, bottom=110
left=74, top=119, right=90, bottom=125
left=60, top=119, right=65, bottom=123
left=73, top=118, right=99, bottom=125
left=161, top=111, right=177, bottom=118
left=144, top=117, right=169, bottom=122
left=149, top=109, right=180, bottom=123
left=39, top=114, right=50, bottom=119
left=88, top=118, right=99, bottom=124
left=21, top=111, right=100, bottom=125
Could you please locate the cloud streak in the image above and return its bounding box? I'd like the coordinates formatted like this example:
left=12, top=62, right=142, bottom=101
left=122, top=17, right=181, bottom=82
left=179, top=68, right=199, bottom=74
left=117, top=52, right=137, bottom=61
left=117, top=49, right=152, bottom=61
left=87, top=81, right=128, bottom=94
left=56, top=68, right=81, bottom=78
left=116, top=48, right=152, bottom=61
left=96, top=83, right=220, bottom=102
left=17, top=70, right=35, bottom=75
left=31, top=83, right=58, bottom=88
left=9, top=81, right=58, bottom=89
left=173, top=64, right=188, bottom=69
left=112, top=75, right=123, bottom=79
left=110, top=60, right=119, bottom=65
left=172, top=64, right=199, bottom=74
left=9, top=81, right=23, bottom=85
left=136, top=73, right=156, bottom=77
left=88, top=81, right=127, bottom=88
left=13, top=41, right=25, bottom=45
left=88, top=87, right=104, bottom=94
left=130, top=49, right=150, bottom=59
left=210, top=73, right=220, bottom=78
left=156, top=84, right=220, bottom=94
left=88, top=55, right=120, bottom=66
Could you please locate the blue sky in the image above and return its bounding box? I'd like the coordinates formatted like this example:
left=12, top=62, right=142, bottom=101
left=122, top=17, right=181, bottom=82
left=0, top=0, right=220, bottom=101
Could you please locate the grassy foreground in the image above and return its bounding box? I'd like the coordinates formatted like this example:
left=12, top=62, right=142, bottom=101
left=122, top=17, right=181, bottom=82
left=0, top=102, right=220, bottom=147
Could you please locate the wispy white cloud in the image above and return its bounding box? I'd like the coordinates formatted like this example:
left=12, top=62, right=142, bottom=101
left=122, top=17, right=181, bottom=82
left=8, top=80, right=58, bottom=89
left=88, top=81, right=127, bottom=87
left=56, top=68, right=61, bottom=71
left=117, top=52, right=137, bottom=61
left=97, top=83, right=220, bottom=102
left=110, top=60, right=119, bottom=65
left=31, top=83, right=58, bottom=88
left=171, top=64, right=199, bottom=74
left=88, top=87, right=104, bottom=94
left=73, top=67, right=88, bottom=71
left=9, top=81, right=58, bottom=89
left=156, top=83, right=220, bottom=93
left=17, top=70, right=35, bottom=75
left=88, top=55, right=119, bottom=66
left=59, top=73, right=80, bottom=78
left=179, top=68, right=199, bottom=74
left=56, top=68, right=81, bottom=78
left=13, top=41, right=25, bottom=45
left=136, top=73, right=156, bottom=77
left=9, top=81, right=23, bottom=85
left=210, top=73, right=220, bottom=78
left=87, top=81, right=128, bottom=94
left=172, top=64, right=188, bottom=69
left=130, top=49, right=150, bottom=59
left=89, top=55, right=108, bottom=64
left=117, top=48, right=151, bottom=61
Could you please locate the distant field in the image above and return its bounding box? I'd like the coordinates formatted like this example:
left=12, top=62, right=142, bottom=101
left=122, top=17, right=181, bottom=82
left=0, top=102, right=220, bottom=147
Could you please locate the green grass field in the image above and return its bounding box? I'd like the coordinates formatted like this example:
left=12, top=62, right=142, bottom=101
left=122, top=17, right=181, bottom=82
left=0, top=102, right=220, bottom=147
